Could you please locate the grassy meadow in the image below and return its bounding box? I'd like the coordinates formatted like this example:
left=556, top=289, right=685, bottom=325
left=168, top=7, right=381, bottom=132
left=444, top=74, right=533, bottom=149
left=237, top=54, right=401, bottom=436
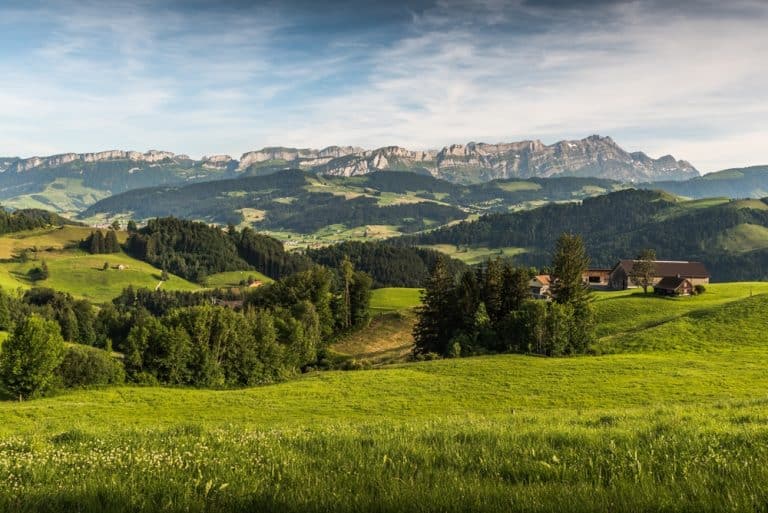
left=3, top=280, right=768, bottom=510
left=0, top=226, right=200, bottom=302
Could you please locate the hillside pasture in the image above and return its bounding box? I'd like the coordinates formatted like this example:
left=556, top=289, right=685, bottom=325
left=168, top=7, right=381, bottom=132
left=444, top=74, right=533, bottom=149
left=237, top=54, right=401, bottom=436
left=370, top=287, right=422, bottom=311
left=205, top=270, right=273, bottom=288
left=5, top=295, right=768, bottom=510
left=420, top=244, right=526, bottom=264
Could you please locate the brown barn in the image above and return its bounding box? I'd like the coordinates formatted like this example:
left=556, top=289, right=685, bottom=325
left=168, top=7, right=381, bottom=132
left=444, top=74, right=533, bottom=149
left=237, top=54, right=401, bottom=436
left=654, top=276, right=694, bottom=296
left=608, top=260, right=710, bottom=290
left=582, top=268, right=611, bottom=288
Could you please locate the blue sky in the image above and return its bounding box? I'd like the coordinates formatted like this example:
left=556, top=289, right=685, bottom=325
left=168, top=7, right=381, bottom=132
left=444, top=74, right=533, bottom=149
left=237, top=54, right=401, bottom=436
left=0, top=0, right=766, bottom=172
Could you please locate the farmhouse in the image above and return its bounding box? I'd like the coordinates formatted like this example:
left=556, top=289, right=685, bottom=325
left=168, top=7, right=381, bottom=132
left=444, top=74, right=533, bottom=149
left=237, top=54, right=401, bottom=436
left=529, top=274, right=551, bottom=299
left=653, top=276, right=694, bottom=296
left=608, top=260, right=710, bottom=290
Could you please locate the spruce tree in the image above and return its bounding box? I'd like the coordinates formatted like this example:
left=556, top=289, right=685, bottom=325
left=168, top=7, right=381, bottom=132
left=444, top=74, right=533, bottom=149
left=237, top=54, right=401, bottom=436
left=90, top=230, right=105, bottom=254
left=550, top=233, right=590, bottom=305
left=105, top=229, right=120, bottom=253
left=413, top=256, right=458, bottom=356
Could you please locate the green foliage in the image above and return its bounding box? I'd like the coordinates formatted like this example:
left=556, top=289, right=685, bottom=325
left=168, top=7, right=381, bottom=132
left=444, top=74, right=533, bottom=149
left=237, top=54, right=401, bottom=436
left=0, top=315, right=64, bottom=399
left=126, top=217, right=309, bottom=282
left=308, top=240, right=466, bottom=288
left=57, top=344, right=125, bottom=388
left=629, top=248, right=657, bottom=293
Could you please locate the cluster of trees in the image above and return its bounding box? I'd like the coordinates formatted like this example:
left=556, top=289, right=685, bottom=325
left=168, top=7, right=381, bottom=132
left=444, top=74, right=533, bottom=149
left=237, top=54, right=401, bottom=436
left=82, top=229, right=121, bottom=254
left=0, top=259, right=373, bottom=399
left=0, top=208, right=76, bottom=235
left=307, top=241, right=466, bottom=287
left=414, top=233, right=595, bottom=358
left=125, top=217, right=311, bottom=282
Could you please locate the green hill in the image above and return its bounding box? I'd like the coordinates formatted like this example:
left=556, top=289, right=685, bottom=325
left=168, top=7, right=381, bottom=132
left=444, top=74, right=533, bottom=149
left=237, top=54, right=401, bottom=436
left=411, top=189, right=768, bottom=281
left=0, top=227, right=200, bottom=302
left=3, top=290, right=768, bottom=511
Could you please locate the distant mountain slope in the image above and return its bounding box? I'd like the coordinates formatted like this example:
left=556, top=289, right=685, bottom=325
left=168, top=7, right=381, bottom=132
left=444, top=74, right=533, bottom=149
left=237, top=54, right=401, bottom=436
left=648, top=166, right=768, bottom=199
left=406, top=188, right=768, bottom=281
left=79, top=170, right=630, bottom=235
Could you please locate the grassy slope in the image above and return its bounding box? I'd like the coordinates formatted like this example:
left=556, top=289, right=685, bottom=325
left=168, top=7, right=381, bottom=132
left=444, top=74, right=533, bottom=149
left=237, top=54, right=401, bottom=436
left=205, top=270, right=273, bottom=288
left=0, top=227, right=199, bottom=302
left=4, top=284, right=768, bottom=511
left=419, top=244, right=526, bottom=264
left=370, top=287, right=423, bottom=311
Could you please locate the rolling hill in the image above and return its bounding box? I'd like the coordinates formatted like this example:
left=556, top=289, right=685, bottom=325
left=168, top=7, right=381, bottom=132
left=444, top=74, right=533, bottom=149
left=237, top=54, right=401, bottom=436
left=409, top=188, right=768, bottom=281
left=3, top=285, right=768, bottom=511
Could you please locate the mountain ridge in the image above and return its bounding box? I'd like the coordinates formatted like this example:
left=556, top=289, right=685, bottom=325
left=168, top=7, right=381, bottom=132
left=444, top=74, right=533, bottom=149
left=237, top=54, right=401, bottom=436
left=1, top=135, right=698, bottom=183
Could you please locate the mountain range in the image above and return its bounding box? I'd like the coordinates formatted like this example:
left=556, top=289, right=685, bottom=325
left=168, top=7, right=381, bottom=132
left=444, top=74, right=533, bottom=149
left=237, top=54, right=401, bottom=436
left=0, top=135, right=697, bottom=202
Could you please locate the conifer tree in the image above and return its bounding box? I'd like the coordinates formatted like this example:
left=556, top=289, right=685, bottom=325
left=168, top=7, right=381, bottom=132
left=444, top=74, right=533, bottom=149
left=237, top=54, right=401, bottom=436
left=413, top=256, right=458, bottom=356
left=105, top=229, right=120, bottom=253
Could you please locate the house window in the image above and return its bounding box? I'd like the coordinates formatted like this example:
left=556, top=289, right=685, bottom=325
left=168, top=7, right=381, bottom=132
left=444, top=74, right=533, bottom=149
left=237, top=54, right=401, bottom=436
left=589, top=276, right=601, bottom=283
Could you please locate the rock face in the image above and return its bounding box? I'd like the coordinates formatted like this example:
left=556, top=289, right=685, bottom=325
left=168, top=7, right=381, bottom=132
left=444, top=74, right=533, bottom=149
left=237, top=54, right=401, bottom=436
left=4, top=136, right=698, bottom=183
left=237, top=135, right=698, bottom=182
left=7, top=150, right=182, bottom=173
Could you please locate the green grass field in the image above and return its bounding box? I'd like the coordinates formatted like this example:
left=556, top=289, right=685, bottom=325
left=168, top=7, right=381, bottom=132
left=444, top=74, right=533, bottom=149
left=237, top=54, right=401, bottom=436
left=205, top=270, right=273, bottom=288
left=3, top=282, right=768, bottom=511
left=0, top=227, right=200, bottom=302
left=420, top=244, right=527, bottom=265
left=370, top=287, right=423, bottom=311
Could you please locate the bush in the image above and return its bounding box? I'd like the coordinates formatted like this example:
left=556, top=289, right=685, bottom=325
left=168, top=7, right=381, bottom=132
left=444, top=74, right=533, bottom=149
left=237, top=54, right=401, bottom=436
left=694, top=284, right=706, bottom=295
left=57, top=345, right=125, bottom=388
left=0, top=315, right=65, bottom=400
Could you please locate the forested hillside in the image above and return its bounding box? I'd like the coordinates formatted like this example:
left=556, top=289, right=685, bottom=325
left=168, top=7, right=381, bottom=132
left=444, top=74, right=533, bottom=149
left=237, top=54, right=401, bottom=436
left=0, top=207, right=80, bottom=234
left=125, top=218, right=312, bottom=282
left=406, top=189, right=768, bottom=281
left=307, top=241, right=466, bottom=287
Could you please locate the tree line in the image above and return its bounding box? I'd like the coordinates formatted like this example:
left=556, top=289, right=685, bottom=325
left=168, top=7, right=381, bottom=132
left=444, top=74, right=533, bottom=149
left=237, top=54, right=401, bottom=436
left=414, top=233, right=595, bottom=358
left=0, top=261, right=372, bottom=400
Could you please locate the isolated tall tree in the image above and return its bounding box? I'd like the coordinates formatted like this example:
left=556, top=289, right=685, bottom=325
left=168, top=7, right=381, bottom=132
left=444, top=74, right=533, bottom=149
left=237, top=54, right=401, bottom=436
left=0, top=315, right=64, bottom=400
left=550, top=233, right=590, bottom=305
left=630, top=248, right=657, bottom=294
left=105, top=229, right=120, bottom=253
left=90, top=230, right=105, bottom=254
left=413, top=256, right=458, bottom=356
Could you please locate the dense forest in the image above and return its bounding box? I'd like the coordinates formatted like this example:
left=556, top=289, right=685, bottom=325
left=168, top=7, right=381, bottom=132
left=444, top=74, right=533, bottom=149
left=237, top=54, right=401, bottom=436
left=405, top=189, right=768, bottom=281
left=125, top=218, right=312, bottom=282
left=308, top=241, right=466, bottom=287
left=0, top=207, right=78, bottom=235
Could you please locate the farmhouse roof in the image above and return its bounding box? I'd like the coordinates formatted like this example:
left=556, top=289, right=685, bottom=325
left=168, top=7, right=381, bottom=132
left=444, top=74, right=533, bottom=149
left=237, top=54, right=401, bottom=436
left=654, top=276, right=691, bottom=292
left=532, top=274, right=551, bottom=285
left=614, top=259, right=710, bottom=278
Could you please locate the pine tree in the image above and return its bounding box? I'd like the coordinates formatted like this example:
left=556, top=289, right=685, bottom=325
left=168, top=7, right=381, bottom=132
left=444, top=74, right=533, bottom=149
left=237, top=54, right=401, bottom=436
left=413, top=256, right=458, bottom=356
left=550, top=233, right=590, bottom=305
left=127, top=220, right=138, bottom=233
left=90, top=230, right=105, bottom=254
left=105, top=229, right=120, bottom=253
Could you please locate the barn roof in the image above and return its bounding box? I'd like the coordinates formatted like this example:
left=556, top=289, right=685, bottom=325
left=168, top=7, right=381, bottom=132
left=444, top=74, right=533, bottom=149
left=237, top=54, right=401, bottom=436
left=654, top=276, right=692, bottom=291
left=613, top=259, right=710, bottom=278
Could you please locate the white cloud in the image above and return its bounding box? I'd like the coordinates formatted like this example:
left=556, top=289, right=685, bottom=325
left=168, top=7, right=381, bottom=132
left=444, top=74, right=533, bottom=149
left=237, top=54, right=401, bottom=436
left=0, top=0, right=766, bottom=172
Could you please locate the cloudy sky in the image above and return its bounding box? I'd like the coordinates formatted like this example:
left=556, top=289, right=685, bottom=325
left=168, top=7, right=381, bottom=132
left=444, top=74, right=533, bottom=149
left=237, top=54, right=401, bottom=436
left=0, top=0, right=766, bottom=172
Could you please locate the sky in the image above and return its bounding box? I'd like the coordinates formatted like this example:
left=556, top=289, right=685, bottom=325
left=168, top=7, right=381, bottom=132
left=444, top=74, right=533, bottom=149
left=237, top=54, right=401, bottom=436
left=0, top=0, right=766, bottom=172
